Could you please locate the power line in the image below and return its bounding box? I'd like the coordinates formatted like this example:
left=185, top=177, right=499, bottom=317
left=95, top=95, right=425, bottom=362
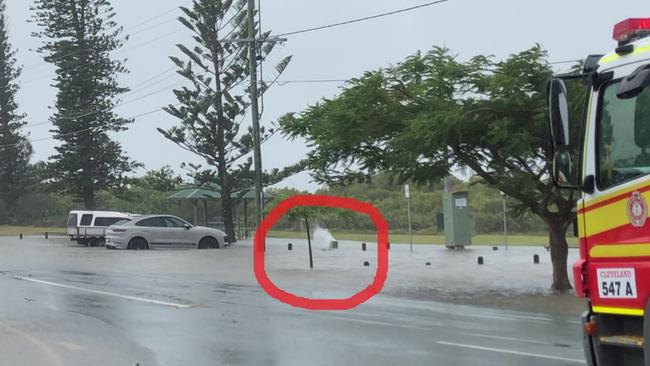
left=127, top=18, right=180, bottom=38
left=127, top=66, right=178, bottom=91
left=116, top=29, right=182, bottom=55
left=115, top=81, right=185, bottom=109
left=124, top=0, right=236, bottom=33
left=0, top=105, right=176, bottom=150
left=122, top=6, right=184, bottom=33
left=275, top=0, right=450, bottom=37
left=23, top=0, right=244, bottom=73
left=272, top=79, right=348, bottom=85
left=9, top=73, right=183, bottom=133
left=23, top=1, right=189, bottom=71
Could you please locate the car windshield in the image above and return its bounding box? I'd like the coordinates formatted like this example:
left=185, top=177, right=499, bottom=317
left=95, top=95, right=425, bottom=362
left=598, top=80, right=650, bottom=188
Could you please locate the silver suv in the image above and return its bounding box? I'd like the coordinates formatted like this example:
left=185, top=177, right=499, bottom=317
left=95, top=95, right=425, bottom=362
left=105, top=215, right=227, bottom=250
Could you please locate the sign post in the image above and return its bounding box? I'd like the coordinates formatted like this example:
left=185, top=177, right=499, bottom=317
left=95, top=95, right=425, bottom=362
left=405, top=185, right=413, bottom=253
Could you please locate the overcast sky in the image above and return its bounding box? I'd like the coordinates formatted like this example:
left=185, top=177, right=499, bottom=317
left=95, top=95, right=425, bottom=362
left=4, top=0, right=646, bottom=191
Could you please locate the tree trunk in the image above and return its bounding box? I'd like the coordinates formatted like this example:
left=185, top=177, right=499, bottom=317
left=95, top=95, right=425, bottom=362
left=548, top=219, right=572, bottom=292
left=218, top=163, right=236, bottom=243
left=83, top=186, right=95, bottom=210
left=222, top=193, right=236, bottom=243
left=5, top=197, right=17, bottom=225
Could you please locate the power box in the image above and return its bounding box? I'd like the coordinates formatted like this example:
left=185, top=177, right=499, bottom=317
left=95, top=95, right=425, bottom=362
left=442, top=191, right=475, bottom=249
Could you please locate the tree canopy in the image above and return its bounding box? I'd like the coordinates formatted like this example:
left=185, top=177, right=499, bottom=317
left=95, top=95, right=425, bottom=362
left=159, top=0, right=291, bottom=241
left=31, top=0, right=137, bottom=209
left=281, top=46, right=586, bottom=291
left=0, top=0, right=32, bottom=223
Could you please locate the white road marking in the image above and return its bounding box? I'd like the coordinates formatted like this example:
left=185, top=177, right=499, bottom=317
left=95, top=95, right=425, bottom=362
left=323, top=314, right=580, bottom=349
left=437, top=341, right=586, bottom=364
left=458, top=332, right=577, bottom=347
left=447, top=311, right=581, bottom=325
left=13, top=276, right=192, bottom=308
left=319, top=314, right=407, bottom=329
left=56, top=341, right=86, bottom=351
left=378, top=298, right=582, bottom=324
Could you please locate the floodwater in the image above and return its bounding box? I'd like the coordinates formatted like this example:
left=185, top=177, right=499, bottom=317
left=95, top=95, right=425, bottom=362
left=0, top=235, right=585, bottom=365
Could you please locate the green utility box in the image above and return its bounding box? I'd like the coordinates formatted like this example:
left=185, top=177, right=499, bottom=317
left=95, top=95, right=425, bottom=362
left=442, top=191, right=475, bottom=249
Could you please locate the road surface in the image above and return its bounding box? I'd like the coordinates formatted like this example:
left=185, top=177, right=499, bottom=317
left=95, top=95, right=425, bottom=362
left=0, top=236, right=584, bottom=365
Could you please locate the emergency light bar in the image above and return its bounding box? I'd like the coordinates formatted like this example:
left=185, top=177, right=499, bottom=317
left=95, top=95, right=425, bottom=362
left=613, top=18, right=650, bottom=43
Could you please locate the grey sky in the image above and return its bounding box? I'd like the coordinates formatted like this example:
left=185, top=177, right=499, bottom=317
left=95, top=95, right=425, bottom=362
left=5, top=0, right=645, bottom=191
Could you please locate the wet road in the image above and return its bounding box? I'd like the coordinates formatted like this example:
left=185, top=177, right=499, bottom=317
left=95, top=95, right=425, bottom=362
left=0, top=237, right=584, bottom=365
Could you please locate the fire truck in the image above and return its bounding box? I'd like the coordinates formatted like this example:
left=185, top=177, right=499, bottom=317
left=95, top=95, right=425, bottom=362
left=549, top=18, right=650, bottom=365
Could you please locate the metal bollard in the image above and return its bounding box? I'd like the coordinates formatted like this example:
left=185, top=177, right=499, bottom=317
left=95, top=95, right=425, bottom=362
left=362, top=242, right=366, bottom=251
left=534, top=255, right=540, bottom=264
left=478, top=256, right=484, bottom=265
left=363, top=261, right=370, bottom=267
left=19, top=233, right=22, bottom=240
left=288, top=243, right=292, bottom=251
left=45, top=232, right=48, bottom=239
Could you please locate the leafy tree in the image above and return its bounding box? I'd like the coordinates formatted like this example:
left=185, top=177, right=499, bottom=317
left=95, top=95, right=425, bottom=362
left=31, top=0, right=138, bottom=209
left=159, top=0, right=291, bottom=241
left=229, top=158, right=306, bottom=189
left=0, top=0, right=32, bottom=223
left=281, top=46, right=585, bottom=291
left=139, top=166, right=184, bottom=192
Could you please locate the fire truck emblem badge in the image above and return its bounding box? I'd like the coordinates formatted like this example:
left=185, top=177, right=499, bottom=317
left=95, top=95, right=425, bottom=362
left=627, top=191, right=648, bottom=228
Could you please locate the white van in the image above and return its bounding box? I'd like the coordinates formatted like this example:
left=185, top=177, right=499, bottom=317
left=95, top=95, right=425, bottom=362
left=66, top=211, right=135, bottom=246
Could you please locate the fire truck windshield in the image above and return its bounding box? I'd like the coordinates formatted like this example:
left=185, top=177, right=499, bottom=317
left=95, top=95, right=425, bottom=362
left=598, top=79, right=650, bottom=189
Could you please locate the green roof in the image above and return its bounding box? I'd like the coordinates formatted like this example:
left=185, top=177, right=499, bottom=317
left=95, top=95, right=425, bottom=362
left=169, top=186, right=274, bottom=201
left=231, top=188, right=274, bottom=201
left=168, top=188, right=221, bottom=200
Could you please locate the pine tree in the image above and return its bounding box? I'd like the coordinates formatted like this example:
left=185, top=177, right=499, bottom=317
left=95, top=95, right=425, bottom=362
left=159, top=0, right=290, bottom=241
left=31, top=0, right=137, bottom=209
left=0, top=0, right=33, bottom=223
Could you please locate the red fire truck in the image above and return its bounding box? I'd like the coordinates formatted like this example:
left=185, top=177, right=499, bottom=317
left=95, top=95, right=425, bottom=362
left=549, top=18, right=650, bottom=365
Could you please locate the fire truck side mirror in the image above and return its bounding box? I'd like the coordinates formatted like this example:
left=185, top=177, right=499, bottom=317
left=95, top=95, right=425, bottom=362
left=553, top=150, right=574, bottom=187
left=549, top=78, right=570, bottom=148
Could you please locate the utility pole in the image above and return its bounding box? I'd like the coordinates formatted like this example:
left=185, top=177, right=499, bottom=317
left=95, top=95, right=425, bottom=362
left=247, top=0, right=263, bottom=228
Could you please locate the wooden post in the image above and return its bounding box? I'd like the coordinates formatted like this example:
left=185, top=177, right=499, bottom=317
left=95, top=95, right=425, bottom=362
left=244, top=200, right=249, bottom=238
left=203, top=200, right=208, bottom=226
left=192, top=202, right=198, bottom=225
left=236, top=204, right=241, bottom=240
left=305, top=215, right=313, bottom=269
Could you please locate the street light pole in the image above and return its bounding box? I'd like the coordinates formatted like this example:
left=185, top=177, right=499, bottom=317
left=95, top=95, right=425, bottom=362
left=247, top=0, right=263, bottom=228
